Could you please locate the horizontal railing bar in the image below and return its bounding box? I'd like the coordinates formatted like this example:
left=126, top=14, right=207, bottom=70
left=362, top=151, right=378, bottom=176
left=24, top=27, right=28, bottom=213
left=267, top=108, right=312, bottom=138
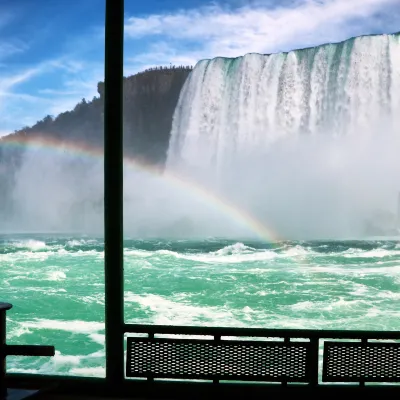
left=6, top=374, right=105, bottom=383
left=127, top=337, right=311, bottom=345
left=123, top=324, right=400, bottom=339
left=125, top=373, right=309, bottom=383
left=6, top=345, right=55, bottom=357
left=6, top=373, right=400, bottom=395
left=8, top=373, right=400, bottom=392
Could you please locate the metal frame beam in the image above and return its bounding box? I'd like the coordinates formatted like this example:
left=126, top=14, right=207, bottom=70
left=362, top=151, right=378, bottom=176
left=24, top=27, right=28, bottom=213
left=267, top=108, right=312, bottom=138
left=104, top=0, right=125, bottom=387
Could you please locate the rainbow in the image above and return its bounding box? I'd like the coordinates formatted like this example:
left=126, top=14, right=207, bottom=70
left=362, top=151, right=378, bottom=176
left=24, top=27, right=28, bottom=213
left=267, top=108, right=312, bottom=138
left=0, top=135, right=282, bottom=243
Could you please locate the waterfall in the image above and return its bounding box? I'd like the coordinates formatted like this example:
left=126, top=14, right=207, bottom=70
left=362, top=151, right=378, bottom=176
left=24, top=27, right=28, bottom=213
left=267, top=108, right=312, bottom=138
left=166, top=33, right=400, bottom=239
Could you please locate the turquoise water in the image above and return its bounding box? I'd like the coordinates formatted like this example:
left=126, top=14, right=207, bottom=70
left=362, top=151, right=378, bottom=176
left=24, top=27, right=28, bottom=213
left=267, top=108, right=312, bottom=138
left=1, top=234, right=400, bottom=377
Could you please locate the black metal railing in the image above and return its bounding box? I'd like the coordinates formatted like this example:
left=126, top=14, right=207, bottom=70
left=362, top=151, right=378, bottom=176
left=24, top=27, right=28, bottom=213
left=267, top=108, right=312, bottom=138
left=4, top=320, right=400, bottom=396
left=124, top=324, right=400, bottom=386
left=1, top=303, right=55, bottom=400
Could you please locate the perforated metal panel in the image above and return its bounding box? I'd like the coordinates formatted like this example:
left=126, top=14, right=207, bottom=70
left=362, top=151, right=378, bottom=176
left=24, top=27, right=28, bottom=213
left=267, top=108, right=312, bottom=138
left=323, top=341, right=400, bottom=382
left=126, top=338, right=311, bottom=382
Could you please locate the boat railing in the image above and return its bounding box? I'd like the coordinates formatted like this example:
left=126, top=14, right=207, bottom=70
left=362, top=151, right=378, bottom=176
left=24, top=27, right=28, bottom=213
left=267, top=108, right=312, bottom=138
left=0, top=303, right=55, bottom=400
left=124, top=324, right=400, bottom=386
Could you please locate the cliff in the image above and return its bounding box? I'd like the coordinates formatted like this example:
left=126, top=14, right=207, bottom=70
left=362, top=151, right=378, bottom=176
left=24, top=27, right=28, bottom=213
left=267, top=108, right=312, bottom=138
left=121, top=67, right=191, bottom=165
left=2, top=66, right=192, bottom=162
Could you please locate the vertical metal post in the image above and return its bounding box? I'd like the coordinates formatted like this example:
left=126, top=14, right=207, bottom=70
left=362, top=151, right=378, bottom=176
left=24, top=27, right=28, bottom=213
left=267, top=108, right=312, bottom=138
left=0, top=311, right=6, bottom=399
left=309, top=337, right=319, bottom=386
left=104, top=0, right=124, bottom=387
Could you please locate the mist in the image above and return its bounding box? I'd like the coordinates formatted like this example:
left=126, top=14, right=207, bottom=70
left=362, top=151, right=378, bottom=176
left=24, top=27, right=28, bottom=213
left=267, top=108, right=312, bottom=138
left=3, top=33, right=400, bottom=240
left=164, top=119, right=400, bottom=240
left=3, top=147, right=253, bottom=238
left=1, top=114, right=398, bottom=241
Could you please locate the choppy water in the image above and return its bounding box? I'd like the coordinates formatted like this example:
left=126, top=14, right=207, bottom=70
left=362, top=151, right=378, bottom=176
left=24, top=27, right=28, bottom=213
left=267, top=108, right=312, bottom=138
left=1, top=234, right=399, bottom=377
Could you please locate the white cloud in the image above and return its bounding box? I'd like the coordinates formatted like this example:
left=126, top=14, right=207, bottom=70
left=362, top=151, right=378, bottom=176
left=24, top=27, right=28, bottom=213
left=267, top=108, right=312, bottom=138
left=0, top=61, right=58, bottom=127
left=48, top=59, right=86, bottom=74
left=0, top=66, right=49, bottom=132
left=0, top=5, right=106, bottom=134
left=0, top=42, right=26, bottom=61
left=125, top=0, right=400, bottom=67
left=38, top=88, right=80, bottom=96
left=46, top=62, right=103, bottom=116
left=0, top=66, right=44, bottom=92
left=0, top=59, right=103, bottom=133
left=0, top=91, right=45, bottom=103
left=0, top=10, right=28, bottom=61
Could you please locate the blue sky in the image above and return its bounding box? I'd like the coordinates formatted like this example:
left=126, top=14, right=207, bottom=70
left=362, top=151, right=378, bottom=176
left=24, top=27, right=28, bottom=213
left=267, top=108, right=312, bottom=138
left=0, top=0, right=399, bottom=135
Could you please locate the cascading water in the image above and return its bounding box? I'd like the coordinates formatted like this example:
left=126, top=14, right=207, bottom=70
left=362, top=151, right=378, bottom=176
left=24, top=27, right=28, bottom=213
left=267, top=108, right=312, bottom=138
left=168, top=33, right=400, bottom=170
left=166, top=33, right=400, bottom=239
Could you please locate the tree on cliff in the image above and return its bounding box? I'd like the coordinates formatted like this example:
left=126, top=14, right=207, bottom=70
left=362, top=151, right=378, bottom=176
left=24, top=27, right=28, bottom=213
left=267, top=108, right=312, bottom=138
left=2, top=65, right=193, bottom=166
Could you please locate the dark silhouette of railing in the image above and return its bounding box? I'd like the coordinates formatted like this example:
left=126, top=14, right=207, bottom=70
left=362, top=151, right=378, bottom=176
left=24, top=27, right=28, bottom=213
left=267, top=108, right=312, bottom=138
left=0, top=303, right=55, bottom=400
left=4, top=314, right=400, bottom=397
left=124, top=324, right=400, bottom=386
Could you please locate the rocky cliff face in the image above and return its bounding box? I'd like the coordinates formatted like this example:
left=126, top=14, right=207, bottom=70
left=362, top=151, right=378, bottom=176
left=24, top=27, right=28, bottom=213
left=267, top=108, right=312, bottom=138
left=97, top=67, right=191, bottom=165
left=123, top=68, right=191, bottom=165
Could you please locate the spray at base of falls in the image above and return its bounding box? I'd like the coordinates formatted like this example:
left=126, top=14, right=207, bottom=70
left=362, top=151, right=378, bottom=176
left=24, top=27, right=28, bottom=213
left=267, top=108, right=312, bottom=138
left=167, top=33, right=400, bottom=239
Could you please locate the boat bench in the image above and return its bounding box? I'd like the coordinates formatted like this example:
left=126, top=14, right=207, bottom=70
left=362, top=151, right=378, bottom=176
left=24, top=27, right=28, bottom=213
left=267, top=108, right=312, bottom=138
left=0, top=303, right=55, bottom=400
left=126, top=329, right=400, bottom=385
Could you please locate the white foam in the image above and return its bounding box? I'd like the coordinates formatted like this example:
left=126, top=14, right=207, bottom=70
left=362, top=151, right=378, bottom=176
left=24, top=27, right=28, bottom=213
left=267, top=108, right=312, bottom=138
left=282, top=245, right=312, bottom=257
left=67, top=240, right=84, bottom=246
left=161, top=246, right=277, bottom=264
left=348, top=283, right=370, bottom=297
left=88, top=333, right=105, bottom=345
left=125, top=292, right=244, bottom=326
left=7, top=325, right=32, bottom=339
left=0, top=251, right=50, bottom=262
left=213, top=242, right=255, bottom=255
left=53, top=351, right=81, bottom=366
left=289, top=301, right=315, bottom=311
left=46, top=271, right=66, bottom=281
left=343, top=248, right=400, bottom=258
left=80, top=295, right=105, bottom=305
left=124, top=242, right=278, bottom=264
left=66, top=239, right=98, bottom=247
left=124, top=249, right=153, bottom=258
left=21, top=319, right=104, bottom=334
left=7, top=368, right=46, bottom=374
left=69, top=366, right=105, bottom=377
left=376, top=290, right=400, bottom=300
left=289, top=297, right=369, bottom=312
left=305, top=264, right=400, bottom=276
left=13, top=239, right=47, bottom=251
